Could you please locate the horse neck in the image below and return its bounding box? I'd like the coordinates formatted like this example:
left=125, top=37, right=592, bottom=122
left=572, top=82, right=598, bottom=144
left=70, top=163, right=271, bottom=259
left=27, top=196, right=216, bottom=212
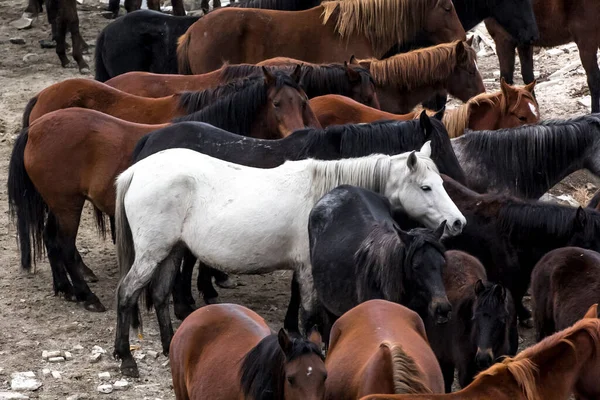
left=376, top=84, right=442, bottom=114
left=461, top=100, right=500, bottom=134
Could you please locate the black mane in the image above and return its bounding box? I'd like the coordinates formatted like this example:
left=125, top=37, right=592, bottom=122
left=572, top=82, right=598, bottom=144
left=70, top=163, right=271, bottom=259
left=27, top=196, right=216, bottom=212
left=240, top=334, right=323, bottom=400
left=175, top=71, right=301, bottom=136
left=458, top=113, right=600, bottom=198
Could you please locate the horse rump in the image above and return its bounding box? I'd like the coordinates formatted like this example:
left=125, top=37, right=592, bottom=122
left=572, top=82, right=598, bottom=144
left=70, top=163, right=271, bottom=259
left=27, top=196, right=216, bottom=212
left=94, top=28, right=111, bottom=82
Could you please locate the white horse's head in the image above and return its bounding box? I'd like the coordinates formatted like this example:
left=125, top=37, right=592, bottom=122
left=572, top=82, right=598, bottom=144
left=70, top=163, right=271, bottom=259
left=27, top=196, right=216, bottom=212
left=386, top=141, right=466, bottom=236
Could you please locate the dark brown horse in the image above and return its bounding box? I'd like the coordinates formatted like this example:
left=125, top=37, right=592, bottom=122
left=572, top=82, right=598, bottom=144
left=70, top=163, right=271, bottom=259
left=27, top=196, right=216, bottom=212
left=485, top=0, right=600, bottom=112
left=177, top=0, right=466, bottom=74
left=170, top=304, right=326, bottom=400
left=309, top=80, right=538, bottom=135
left=360, top=317, right=600, bottom=400
left=325, top=300, right=444, bottom=399
left=105, top=59, right=379, bottom=108
left=425, top=250, right=517, bottom=392
left=532, top=247, right=600, bottom=342
left=351, top=41, right=485, bottom=113
left=105, top=0, right=185, bottom=19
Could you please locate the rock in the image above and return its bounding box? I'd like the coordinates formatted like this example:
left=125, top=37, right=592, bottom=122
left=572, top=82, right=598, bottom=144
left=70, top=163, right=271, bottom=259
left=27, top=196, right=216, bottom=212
left=43, top=350, right=61, bottom=360
left=90, top=353, right=102, bottom=363
left=42, top=369, right=51, bottom=377
left=48, top=356, right=65, bottom=363
left=147, top=350, right=159, bottom=359
left=9, top=37, right=26, bottom=45
left=51, top=371, right=61, bottom=379
left=133, top=352, right=145, bottom=360
left=579, top=96, right=592, bottom=109
left=546, top=48, right=564, bottom=56
left=10, top=372, right=42, bottom=391
left=492, top=70, right=501, bottom=78
left=113, top=379, right=129, bottom=390
left=41, top=351, right=48, bottom=360
left=161, top=359, right=170, bottom=367
left=63, top=351, right=73, bottom=361
left=0, top=392, right=30, bottom=399
left=66, top=395, right=89, bottom=400
left=97, top=384, right=113, bottom=394
left=72, top=344, right=84, bottom=351
left=98, top=372, right=111, bottom=379
left=9, top=15, right=33, bottom=30
left=92, top=345, right=106, bottom=354
left=22, top=53, right=39, bottom=63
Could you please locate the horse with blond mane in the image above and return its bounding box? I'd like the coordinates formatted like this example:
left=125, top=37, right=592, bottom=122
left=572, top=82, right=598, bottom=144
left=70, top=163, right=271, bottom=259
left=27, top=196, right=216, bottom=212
left=176, top=0, right=465, bottom=74
left=360, top=308, right=600, bottom=399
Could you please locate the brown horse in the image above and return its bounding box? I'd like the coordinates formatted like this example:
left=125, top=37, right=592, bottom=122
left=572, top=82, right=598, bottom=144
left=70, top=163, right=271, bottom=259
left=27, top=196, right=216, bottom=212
left=325, top=300, right=443, bottom=399
left=425, top=250, right=517, bottom=392
left=309, top=80, right=538, bottom=136
left=351, top=41, right=485, bottom=113
left=360, top=316, right=600, bottom=400
left=532, top=247, right=600, bottom=342
left=23, top=68, right=307, bottom=127
left=176, top=0, right=466, bottom=74
left=170, top=304, right=326, bottom=400
left=7, top=77, right=319, bottom=312
left=105, top=59, right=379, bottom=108
left=484, top=0, right=600, bottom=112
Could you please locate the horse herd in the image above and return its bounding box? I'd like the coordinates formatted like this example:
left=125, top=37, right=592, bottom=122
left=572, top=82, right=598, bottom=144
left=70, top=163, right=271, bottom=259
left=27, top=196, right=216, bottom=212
left=7, top=0, right=600, bottom=398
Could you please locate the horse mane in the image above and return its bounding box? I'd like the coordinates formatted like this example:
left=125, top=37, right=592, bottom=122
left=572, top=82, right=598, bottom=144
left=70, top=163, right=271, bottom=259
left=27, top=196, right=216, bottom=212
left=174, top=71, right=301, bottom=136
left=240, top=334, right=323, bottom=400
left=321, top=0, right=437, bottom=57
left=457, top=113, right=600, bottom=198
left=380, top=342, right=433, bottom=394
left=228, top=0, right=320, bottom=10
left=358, top=41, right=476, bottom=89
left=475, top=319, right=600, bottom=400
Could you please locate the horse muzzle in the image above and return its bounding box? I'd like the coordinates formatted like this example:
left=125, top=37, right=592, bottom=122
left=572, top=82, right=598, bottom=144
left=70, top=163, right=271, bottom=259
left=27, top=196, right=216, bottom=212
left=430, top=298, right=452, bottom=325
left=475, top=347, right=494, bottom=369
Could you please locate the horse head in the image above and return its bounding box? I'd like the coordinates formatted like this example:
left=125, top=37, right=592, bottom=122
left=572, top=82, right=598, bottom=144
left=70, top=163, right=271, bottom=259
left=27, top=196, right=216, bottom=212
left=345, top=59, right=380, bottom=109
left=446, top=40, right=486, bottom=103
left=423, top=0, right=466, bottom=44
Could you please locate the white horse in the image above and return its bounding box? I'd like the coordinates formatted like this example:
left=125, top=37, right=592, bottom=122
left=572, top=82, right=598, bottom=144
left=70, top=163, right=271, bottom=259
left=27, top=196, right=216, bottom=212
left=113, top=142, right=465, bottom=377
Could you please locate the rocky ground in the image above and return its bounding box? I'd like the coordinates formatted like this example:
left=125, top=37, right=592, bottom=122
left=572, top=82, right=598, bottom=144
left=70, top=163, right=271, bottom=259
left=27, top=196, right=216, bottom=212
left=0, top=2, right=598, bottom=398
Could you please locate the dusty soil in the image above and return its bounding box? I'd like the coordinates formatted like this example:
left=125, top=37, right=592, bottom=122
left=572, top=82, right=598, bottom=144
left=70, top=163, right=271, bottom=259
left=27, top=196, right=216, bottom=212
left=0, top=3, right=598, bottom=398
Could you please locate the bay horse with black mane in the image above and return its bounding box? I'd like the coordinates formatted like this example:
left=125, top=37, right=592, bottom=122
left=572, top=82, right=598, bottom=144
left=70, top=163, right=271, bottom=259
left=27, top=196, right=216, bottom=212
left=326, top=300, right=444, bottom=398
left=360, top=316, right=600, bottom=400
left=177, top=0, right=465, bottom=74
left=170, top=304, right=326, bottom=400
left=532, top=247, right=600, bottom=342
left=425, top=250, right=516, bottom=392
left=350, top=41, right=484, bottom=114
left=485, top=0, right=600, bottom=112
left=307, top=186, right=450, bottom=342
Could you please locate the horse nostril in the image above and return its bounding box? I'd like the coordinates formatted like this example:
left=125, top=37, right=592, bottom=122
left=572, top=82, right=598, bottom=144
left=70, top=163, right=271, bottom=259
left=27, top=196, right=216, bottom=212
left=476, top=349, right=494, bottom=368
left=452, top=219, right=463, bottom=231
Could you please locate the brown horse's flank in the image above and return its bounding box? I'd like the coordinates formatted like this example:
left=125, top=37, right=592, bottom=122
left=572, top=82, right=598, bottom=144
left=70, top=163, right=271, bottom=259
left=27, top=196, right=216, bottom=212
left=381, top=342, right=432, bottom=395
left=321, top=0, right=434, bottom=57
left=475, top=319, right=600, bottom=400
left=357, top=41, right=476, bottom=90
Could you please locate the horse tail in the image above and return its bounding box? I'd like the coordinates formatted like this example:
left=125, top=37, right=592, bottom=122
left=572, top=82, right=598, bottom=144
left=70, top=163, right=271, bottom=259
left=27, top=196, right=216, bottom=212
left=129, top=133, right=151, bottom=164
left=380, top=342, right=432, bottom=395
left=21, top=96, right=37, bottom=128
left=177, top=31, right=193, bottom=75
left=94, top=29, right=111, bottom=82
left=7, top=128, right=47, bottom=271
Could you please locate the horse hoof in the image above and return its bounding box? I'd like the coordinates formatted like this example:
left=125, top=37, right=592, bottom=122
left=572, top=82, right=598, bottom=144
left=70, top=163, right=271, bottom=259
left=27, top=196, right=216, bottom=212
left=84, top=300, right=107, bottom=313
left=61, top=291, right=77, bottom=302
left=215, top=277, right=237, bottom=289
left=81, top=269, right=99, bottom=282
left=174, top=304, right=196, bottom=321
left=100, top=10, right=118, bottom=19
left=80, top=67, right=91, bottom=75
left=120, top=362, right=139, bottom=378
left=519, top=318, right=534, bottom=329
left=204, top=297, right=220, bottom=305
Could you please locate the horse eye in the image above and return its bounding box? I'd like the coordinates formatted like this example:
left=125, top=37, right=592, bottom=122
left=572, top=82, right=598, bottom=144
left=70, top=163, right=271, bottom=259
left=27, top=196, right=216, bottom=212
left=287, top=376, right=296, bottom=385
left=273, top=101, right=281, bottom=108
left=421, top=185, right=431, bottom=192
left=518, top=116, right=527, bottom=122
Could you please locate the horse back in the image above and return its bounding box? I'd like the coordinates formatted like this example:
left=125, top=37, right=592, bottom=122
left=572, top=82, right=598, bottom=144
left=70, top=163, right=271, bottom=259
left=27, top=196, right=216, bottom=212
left=443, top=250, right=487, bottom=305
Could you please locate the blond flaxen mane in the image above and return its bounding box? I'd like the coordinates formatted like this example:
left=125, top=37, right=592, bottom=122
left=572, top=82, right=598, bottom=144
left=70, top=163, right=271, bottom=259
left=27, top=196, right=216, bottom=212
left=474, top=318, right=600, bottom=400
left=321, top=0, right=436, bottom=58
left=380, top=342, right=432, bottom=395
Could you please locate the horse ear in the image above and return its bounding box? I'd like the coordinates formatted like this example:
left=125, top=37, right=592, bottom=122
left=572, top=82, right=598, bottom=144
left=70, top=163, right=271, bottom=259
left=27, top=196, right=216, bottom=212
left=349, top=55, right=360, bottom=65
left=307, top=327, right=323, bottom=347
left=434, top=220, right=446, bottom=239
left=466, top=36, right=474, bottom=47
left=575, top=206, right=588, bottom=230
left=524, top=80, right=537, bottom=93
left=493, top=284, right=506, bottom=300
left=474, top=279, right=485, bottom=295
left=278, top=328, right=293, bottom=355
left=344, top=62, right=361, bottom=83
left=500, top=78, right=511, bottom=96
left=419, top=141, right=432, bottom=158
left=396, top=226, right=413, bottom=245
left=407, top=151, right=418, bottom=171
left=434, top=107, right=445, bottom=121
left=262, top=66, right=276, bottom=87
left=583, top=304, right=598, bottom=319
left=419, top=110, right=433, bottom=137
left=291, top=64, right=304, bottom=84
left=455, top=41, right=468, bottom=64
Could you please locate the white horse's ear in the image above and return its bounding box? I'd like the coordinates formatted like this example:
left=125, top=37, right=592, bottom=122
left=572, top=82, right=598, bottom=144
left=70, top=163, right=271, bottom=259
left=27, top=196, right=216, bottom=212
left=419, top=141, right=432, bottom=158
left=407, top=151, right=417, bottom=171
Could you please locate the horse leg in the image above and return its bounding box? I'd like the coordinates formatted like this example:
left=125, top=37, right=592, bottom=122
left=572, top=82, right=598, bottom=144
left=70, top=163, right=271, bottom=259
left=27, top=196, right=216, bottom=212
left=213, top=269, right=236, bottom=288
left=200, top=0, right=209, bottom=14
left=197, top=263, right=220, bottom=305
left=109, top=216, right=116, bottom=244
left=66, top=6, right=90, bottom=73
left=457, top=360, right=478, bottom=389
left=46, top=0, right=70, bottom=68
left=25, top=0, right=43, bottom=15
left=146, top=0, right=160, bottom=11
left=575, top=39, right=600, bottom=113
left=172, top=248, right=197, bottom=321
left=152, top=249, right=183, bottom=355
left=105, top=0, right=120, bottom=18
left=212, top=0, right=220, bottom=9
left=421, top=92, right=448, bottom=112
left=439, top=361, right=455, bottom=393
left=75, top=249, right=98, bottom=282
left=298, top=266, right=321, bottom=335
left=283, top=271, right=301, bottom=334
left=44, top=212, right=76, bottom=301
left=124, top=0, right=142, bottom=13
left=495, top=38, right=517, bottom=84
left=171, top=0, right=186, bottom=16
left=517, top=45, right=536, bottom=101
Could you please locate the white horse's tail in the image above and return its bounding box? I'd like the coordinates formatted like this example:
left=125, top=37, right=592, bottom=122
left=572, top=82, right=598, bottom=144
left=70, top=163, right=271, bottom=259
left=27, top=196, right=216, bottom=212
left=115, top=168, right=136, bottom=279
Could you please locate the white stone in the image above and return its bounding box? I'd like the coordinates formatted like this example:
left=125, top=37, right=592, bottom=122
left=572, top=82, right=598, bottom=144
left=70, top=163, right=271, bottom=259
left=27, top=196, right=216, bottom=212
left=98, top=372, right=111, bottom=379
left=492, top=70, right=501, bottom=78
left=133, top=352, right=146, bottom=360
left=51, top=371, right=61, bottom=379
left=44, top=351, right=61, bottom=359
left=161, top=359, right=170, bottom=367
left=41, top=351, right=48, bottom=360
left=546, top=48, right=564, bottom=56
left=10, top=372, right=42, bottom=391
left=0, top=392, right=30, bottom=399
left=42, top=369, right=51, bottom=377
left=97, top=384, right=113, bottom=394
left=22, top=53, right=39, bottom=63
left=72, top=344, right=84, bottom=351
left=63, top=351, right=73, bottom=361
left=48, top=356, right=65, bottom=363
left=92, top=345, right=106, bottom=354
left=90, top=353, right=102, bottom=363
left=579, top=96, right=592, bottom=109
left=147, top=350, right=159, bottom=359
left=113, top=380, right=129, bottom=390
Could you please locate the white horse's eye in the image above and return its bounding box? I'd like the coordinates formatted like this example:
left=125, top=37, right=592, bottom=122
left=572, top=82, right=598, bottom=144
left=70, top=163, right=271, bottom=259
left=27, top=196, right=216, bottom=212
left=421, top=186, right=431, bottom=192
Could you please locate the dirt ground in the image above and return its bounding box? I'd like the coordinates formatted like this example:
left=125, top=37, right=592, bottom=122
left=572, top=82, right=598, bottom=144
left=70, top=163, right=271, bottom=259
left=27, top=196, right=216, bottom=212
left=0, top=2, right=598, bottom=399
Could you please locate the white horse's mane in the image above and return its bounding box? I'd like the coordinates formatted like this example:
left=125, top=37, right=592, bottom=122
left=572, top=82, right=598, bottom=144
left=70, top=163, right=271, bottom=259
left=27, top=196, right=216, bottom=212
left=306, top=152, right=438, bottom=202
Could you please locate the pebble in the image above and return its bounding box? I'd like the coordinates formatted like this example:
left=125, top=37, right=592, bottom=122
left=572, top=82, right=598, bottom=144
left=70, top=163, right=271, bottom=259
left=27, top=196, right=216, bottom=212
left=147, top=350, right=159, bottom=359
left=72, top=344, right=84, bottom=351
left=492, top=70, right=501, bottom=78
left=51, top=371, right=61, bottom=379
left=10, top=372, right=42, bottom=391
left=66, top=395, right=89, bottom=400
left=113, top=379, right=129, bottom=390
left=161, top=359, right=170, bottom=367
left=98, top=372, right=110, bottom=380
left=22, top=53, right=39, bottom=63
left=92, top=345, right=106, bottom=354
left=97, top=384, right=113, bottom=394
left=134, top=352, right=146, bottom=360
left=9, top=37, right=26, bottom=45
left=48, top=356, right=65, bottom=363
left=0, top=392, right=30, bottom=399
left=89, top=353, right=102, bottom=363
left=63, top=351, right=73, bottom=361
left=42, top=369, right=51, bottom=377
left=546, top=48, right=564, bottom=56
left=42, top=350, right=61, bottom=360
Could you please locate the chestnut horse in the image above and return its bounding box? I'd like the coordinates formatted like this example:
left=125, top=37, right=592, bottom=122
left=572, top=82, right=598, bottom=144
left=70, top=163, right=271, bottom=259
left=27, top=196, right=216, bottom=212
left=532, top=247, right=600, bottom=342
left=425, top=251, right=517, bottom=392
left=170, top=304, right=326, bottom=400
left=7, top=77, right=320, bottom=312
left=105, top=60, right=379, bottom=108
left=360, top=316, right=600, bottom=400
left=485, top=0, right=600, bottom=112
left=351, top=41, right=485, bottom=113
left=309, top=80, right=538, bottom=135
left=176, top=0, right=466, bottom=74
left=325, top=300, right=443, bottom=399
left=23, top=68, right=307, bottom=128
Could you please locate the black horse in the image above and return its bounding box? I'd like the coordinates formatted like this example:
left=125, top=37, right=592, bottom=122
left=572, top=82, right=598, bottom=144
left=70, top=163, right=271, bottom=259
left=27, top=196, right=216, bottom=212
left=306, top=185, right=450, bottom=341
left=130, top=112, right=465, bottom=319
